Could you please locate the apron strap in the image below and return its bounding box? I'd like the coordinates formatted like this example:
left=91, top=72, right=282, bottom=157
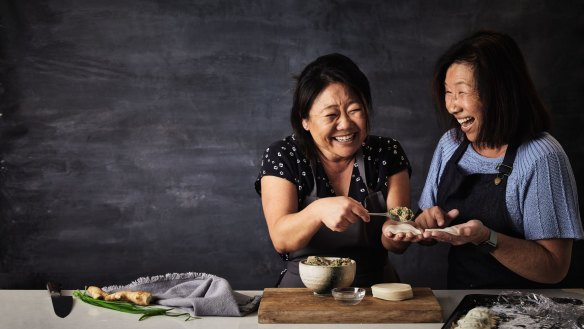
left=450, top=139, right=471, bottom=165
left=355, top=149, right=369, bottom=188
left=494, top=143, right=518, bottom=185
left=308, top=159, right=318, bottom=198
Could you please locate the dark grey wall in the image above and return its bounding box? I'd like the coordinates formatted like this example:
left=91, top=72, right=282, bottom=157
left=0, top=0, right=582, bottom=290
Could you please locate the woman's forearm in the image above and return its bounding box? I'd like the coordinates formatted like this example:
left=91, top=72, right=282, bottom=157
left=266, top=203, right=323, bottom=253
left=491, top=234, right=572, bottom=284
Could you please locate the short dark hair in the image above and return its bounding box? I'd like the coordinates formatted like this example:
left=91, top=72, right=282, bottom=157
left=290, top=53, right=372, bottom=162
left=432, top=30, right=551, bottom=148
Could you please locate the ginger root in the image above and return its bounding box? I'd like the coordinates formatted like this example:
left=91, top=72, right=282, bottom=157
left=105, top=290, right=152, bottom=306
left=86, top=286, right=152, bottom=306
left=87, top=286, right=108, bottom=299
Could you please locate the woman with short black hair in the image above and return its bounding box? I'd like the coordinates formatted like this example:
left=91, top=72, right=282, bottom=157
left=416, top=30, right=583, bottom=289
left=431, top=30, right=551, bottom=148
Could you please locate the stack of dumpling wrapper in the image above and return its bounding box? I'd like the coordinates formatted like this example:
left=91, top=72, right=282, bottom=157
left=371, top=283, right=414, bottom=301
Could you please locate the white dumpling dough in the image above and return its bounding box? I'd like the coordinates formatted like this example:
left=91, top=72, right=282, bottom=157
left=371, top=283, right=413, bottom=301
left=425, top=226, right=460, bottom=236
left=385, top=223, right=422, bottom=235
left=454, top=306, right=496, bottom=329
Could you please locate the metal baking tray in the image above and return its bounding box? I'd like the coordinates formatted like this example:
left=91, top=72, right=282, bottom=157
left=442, top=294, right=583, bottom=329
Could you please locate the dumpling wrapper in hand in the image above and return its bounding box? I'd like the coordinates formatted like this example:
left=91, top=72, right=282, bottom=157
left=385, top=223, right=422, bottom=235
left=424, top=226, right=460, bottom=236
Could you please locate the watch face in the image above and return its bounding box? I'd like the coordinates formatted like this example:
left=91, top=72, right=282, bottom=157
left=488, top=230, right=498, bottom=247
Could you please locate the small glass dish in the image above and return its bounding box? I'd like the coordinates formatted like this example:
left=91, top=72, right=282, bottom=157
left=331, top=287, right=366, bottom=305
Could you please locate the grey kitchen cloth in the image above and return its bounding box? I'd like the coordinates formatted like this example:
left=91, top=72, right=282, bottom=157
left=102, top=272, right=261, bottom=316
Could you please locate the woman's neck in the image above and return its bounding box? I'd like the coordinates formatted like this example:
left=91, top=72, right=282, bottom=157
left=318, top=155, right=355, bottom=196
left=472, top=143, right=508, bottom=158
left=319, top=155, right=355, bottom=174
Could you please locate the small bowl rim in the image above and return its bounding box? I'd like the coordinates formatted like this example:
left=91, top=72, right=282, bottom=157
left=331, top=287, right=366, bottom=298
left=331, top=287, right=366, bottom=303
left=331, top=287, right=366, bottom=294
left=300, top=257, right=356, bottom=267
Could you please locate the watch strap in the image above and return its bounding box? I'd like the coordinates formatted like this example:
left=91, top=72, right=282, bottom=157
left=477, top=229, right=497, bottom=254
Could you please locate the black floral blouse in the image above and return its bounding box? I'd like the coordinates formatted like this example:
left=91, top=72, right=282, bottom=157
left=255, top=135, right=411, bottom=206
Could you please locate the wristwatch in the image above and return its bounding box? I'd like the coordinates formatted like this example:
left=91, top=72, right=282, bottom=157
left=477, top=229, right=498, bottom=254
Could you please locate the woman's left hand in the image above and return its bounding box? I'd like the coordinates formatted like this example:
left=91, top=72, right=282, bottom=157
left=382, top=219, right=424, bottom=243
left=422, top=219, right=489, bottom=245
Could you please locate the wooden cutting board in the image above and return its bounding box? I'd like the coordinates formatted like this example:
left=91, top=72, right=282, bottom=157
left=258, top=287, right=442, bottom=324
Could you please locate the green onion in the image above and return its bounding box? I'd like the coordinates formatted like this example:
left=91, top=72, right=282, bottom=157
left=73, top=290, right=199, bottom=321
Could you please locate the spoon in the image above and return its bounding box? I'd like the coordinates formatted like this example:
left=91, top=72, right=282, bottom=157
left=368, top=212, right=397, bottom=218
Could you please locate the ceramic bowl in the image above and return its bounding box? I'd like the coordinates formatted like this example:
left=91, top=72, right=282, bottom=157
left=299, top=257, right=356, bottom=295
left=331, top=287, right=366, bottom=305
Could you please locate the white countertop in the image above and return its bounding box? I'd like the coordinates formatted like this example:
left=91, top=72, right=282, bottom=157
left=1, top=288, right=583, bottom=328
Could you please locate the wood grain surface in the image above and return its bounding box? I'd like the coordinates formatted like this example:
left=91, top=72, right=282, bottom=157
left=258, top=287, right=443, bottom=324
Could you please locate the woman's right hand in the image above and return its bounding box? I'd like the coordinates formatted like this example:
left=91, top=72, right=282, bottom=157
left=413, top=206, right=458, bottom=245
left=261, top=176, right=368, bottom=253
left=415, top=206, right=459, bottom=229
left=313, top=196, right=370, bottom=232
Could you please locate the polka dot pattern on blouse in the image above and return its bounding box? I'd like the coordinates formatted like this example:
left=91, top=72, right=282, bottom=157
left=255, top=135, right=411, bottom=205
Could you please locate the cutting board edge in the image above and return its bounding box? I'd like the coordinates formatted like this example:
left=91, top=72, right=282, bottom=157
left=258, top=311, right=443, bottom=324
left=258, top=287, right=443, bottom=324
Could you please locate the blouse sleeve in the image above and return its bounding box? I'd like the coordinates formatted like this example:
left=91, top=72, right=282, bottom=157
left=520, top=151, right=583, bottom=240
left=254, top=139, right=303, bottom=196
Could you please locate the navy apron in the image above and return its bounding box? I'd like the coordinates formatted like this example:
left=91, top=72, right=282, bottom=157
left=277, top=150, right=396, bottom=288
left=437, top=139, right=546, bottom=289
